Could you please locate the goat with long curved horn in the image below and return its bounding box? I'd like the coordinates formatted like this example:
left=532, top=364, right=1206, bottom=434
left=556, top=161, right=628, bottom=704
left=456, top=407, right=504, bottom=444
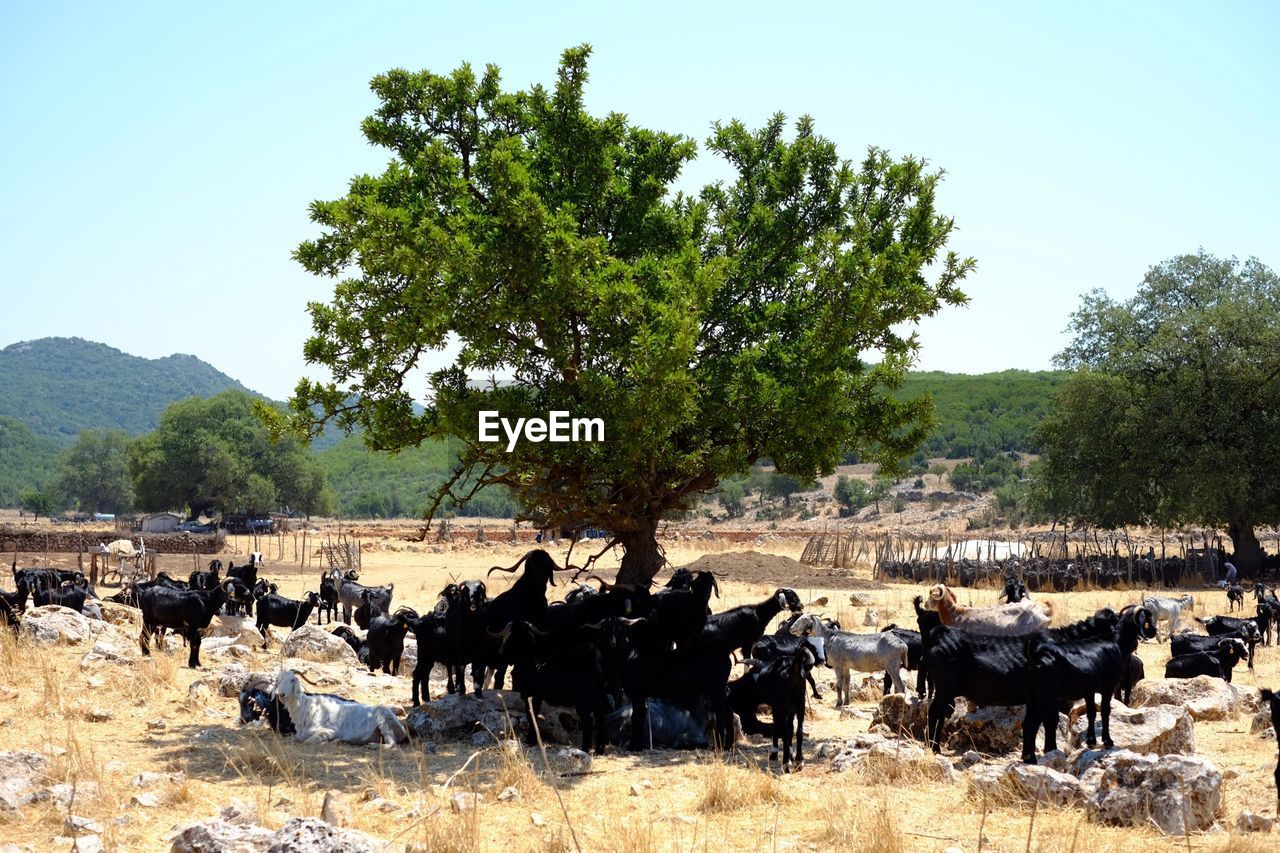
left=487, top=551, right=532, bottom=577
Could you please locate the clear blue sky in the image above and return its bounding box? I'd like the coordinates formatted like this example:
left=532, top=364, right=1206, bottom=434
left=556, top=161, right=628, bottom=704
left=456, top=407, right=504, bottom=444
left=2, top=1, right=1276, bottom=400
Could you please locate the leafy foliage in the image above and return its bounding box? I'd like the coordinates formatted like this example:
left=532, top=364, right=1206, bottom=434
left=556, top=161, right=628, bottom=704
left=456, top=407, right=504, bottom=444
left=19, top=487, right=60, bottom=520
left=1033, top=252, right=1280, bottom=570
left=281, top=45, right=973, bottom=580
left=900, top=370, right=1067, bottom=458
left=131, top=391, right=334, bottom=518
left=833, top=475, right=869, bottom=516
left=58, top=430, right=134, bottom=515
left=317, top=435, right=517, bottom=519
left=0, top=417, right=61, bottom=507
left=0, top=337, right=257, bottom=444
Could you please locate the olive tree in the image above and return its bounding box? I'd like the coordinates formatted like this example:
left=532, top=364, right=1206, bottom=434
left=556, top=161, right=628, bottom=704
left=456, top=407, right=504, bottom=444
left=279, top=45, right=973, bottom=583
left=1034, top=252, right=1280, bottom=574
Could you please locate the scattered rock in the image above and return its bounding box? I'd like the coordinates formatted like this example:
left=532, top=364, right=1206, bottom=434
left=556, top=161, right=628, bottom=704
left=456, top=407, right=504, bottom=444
left=54, top=836, right=102, bottom=853
left=38, top=782, right=100, bottom=809
left=1252, top=709, right=1274, bottom=735
left=85, top=707, right=113, bottom=722
left=1088, top=751, right=1222, bottom=835
left=450, top=792, right=482, bottom=814
left=220, top=799, right=259, bottom=825
left=849, top=593, right=873, bottom=606
left=170, top=815, right=383, bottom=852
left=79, top=641, right=134, bottom=670
left=66, top=815, right=104, bottom=834
left=1130, top=675, right=1240, bottom=721
left=132, top=793, right=158, bottom=808
left=871, top=692, right=929, bottom=740
left=1071, top=703, right=1194, bottom=755
left=555, top=747, right=592, bottom=773
left=1237, top=811, right=1275, bottom=833
left=321, top=790, right=350, bottom=827
left=949, top=704, right=1067, bottom=756
left=405, top=690, right=528, bottom=742
left=147, top=719, right=168, bottom=733
left=498, top=786, right=521, bottom=802
left=22, top=605, right=92, bottom=645
left=0, top=750, right=49, bottom=812
left=206, top=614, right=267, bottom=647
left=530, top=812, right=545, bottom=827
left=269, top=817, right=383, bottom=851
left=279, top=626, right=359, bottom=664
left=97, top=601, right=142, bottom=629
left=629, top=783, right=644, bottom=797
left=189, top=663, right=256, bottom=699
left=968, top=763, right=1083, bottom=807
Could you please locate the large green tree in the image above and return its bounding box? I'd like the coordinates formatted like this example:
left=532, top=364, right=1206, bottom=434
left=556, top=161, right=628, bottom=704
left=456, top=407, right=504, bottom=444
left=132, top=391, right=334, bottom=519
left=58, top=429, right=134, bottom=515
left=1033, top=251, right=1280, bottom=574
left=281, top=46, right=972, bottom=583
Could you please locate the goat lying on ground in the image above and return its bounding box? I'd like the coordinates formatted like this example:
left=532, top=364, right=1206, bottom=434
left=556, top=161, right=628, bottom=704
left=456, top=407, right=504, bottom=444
left=275, top=670, right=408, bottom=745
left=788, top=613, right=908, bottom=702
left=1165, top=639, right=1248, bottom=682
left=330, top=625, right=371, bottom=667
left=239, top=685, right=296, bottom=735
left=1177, top=619, right=1260, bottom=669
left=924, top=583, right=1053, bottom=636
left=1141, top=594, right=1194, bottom=640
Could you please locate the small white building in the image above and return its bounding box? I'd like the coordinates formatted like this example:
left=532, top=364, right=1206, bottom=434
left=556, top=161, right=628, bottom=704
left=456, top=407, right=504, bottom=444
left=139, top=511, right=182, bottom=534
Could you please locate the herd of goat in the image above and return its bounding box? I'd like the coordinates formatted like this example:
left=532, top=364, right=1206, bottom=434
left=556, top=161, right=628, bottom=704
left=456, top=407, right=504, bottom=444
left=5, top=550, right=1280, bottom=798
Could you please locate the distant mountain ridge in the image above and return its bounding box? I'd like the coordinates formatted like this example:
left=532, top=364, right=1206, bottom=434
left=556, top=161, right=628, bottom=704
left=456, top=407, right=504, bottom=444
left=0, top=337, right=258, bottom=444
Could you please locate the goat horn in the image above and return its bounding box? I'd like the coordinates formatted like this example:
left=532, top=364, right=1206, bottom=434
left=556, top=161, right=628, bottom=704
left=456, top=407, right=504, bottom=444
left=294, top=671, right=321, bottom=686
left=487, top=551, right=531, bottom=577
left=486, top=624, right=513, bottom=640
left=583, top=620, right=605, bottom=630
left=584, top=574, right=614, bottom=591
left=528, top=624, right=552, bottom=637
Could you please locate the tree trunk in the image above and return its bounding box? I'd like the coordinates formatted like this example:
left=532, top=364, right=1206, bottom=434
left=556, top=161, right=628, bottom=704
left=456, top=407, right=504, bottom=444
left=1227, top=520, right=1263, bottom=577
left=616, top=521, right=665, bottom=586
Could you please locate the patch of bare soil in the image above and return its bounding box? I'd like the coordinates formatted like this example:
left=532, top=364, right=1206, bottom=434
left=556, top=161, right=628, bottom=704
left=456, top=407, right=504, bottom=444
left=682, top=550, right=888, bottom=590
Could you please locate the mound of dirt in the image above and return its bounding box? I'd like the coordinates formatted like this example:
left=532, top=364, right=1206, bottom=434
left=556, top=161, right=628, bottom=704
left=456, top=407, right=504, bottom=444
left=682, top=550, right=887, bottom=590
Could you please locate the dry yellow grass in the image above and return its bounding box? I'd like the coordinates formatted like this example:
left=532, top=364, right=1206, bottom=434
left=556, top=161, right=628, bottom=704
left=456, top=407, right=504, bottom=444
left=2, top=535, right=1278, bottom=851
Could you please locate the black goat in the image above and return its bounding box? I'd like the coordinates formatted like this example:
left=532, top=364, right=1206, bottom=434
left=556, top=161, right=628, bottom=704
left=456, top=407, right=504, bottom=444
left=330, top=625, right=371, bottom=667
left=224, top=561, right=258, bottom=616
left=1259, top=602, right=1280, bottom=646
left=440, top=581, right=487, bottom=694
left=881, top=625, right=927, bottom=696
left=138, top=578, right=250, bottom=668
left=621, top=617, right=734, bottom=751
left=473, top=550, right=570, bottom=694
left=1175, top=622, right=1260, bottom=670
left=1021, top=605, right=1157, bottom=763
left=644, top=570, right=719, bottom=653
left=239, top=686, right=296, bottom=735
left=1259, top=689, right=1280, bottom=816
left=408, top=610, right=447, bottom=705
left=255, top=591, right=321, bottom=649
left=701, top=588, right=802, bottom=658
left=366, top=602, right=417, bottom=676
left=1, top=581, right=27, bottom=629
left=12, top=565, right=85, bottom=593
left=316, top=573, right=339, bottom=625
left=189, top=561, right=221, bottom=591
left=499, top=619, right=612, bottom=753
left=925, top=608, right=1121, bottom=754
left=1165, top=639, right=1248, bottom=682
left=33, top=581, right=93, bottom=615
left=752, top=627, right=827, bottom=701
left=727, top=644, right=814, bottom=772
left=912, top=594, right=942, bottom=698
left=998, top=578, right=1028, bottom=603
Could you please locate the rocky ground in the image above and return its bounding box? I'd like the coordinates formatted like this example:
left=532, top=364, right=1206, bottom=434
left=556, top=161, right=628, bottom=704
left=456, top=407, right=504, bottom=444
left=2, top=539, right=1279, bottom=851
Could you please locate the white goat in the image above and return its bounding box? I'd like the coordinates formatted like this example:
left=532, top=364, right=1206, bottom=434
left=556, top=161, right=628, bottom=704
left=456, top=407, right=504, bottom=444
left=922, top=583, right=1053, bottom=636
left=788, top=613, right=908, bottom=704
left=1142, top=594, right=1194, bottom=640
left=275, top=670, right=408, bottom=746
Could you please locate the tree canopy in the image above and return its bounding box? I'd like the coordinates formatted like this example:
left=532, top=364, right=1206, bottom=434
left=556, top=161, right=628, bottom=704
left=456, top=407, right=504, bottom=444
left=132, top=391, right=333, bottom=519
left=58, top=429, right=134, bottom=515
left=282, top=45, right=973, bottom=582
left=1033, top=251, right=1280, bottom=572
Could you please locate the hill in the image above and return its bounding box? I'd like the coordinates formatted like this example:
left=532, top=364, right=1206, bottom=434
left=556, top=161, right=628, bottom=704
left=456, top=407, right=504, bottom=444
left=900, top=369, right=1068, bottom=458
left=0, top=417, right=61, bottom=506
left=0, top=337, right=256, bottom=444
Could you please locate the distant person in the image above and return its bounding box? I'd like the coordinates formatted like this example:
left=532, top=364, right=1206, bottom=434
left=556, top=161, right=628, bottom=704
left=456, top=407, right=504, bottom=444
left=1224, top=560, right=1238, bottom=585
left=1145, top=547, right=1155, bottom=561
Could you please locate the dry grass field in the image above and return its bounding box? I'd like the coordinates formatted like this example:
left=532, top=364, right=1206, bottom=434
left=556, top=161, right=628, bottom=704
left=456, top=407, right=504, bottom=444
left=2, top=533, right=1279, bottom=851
